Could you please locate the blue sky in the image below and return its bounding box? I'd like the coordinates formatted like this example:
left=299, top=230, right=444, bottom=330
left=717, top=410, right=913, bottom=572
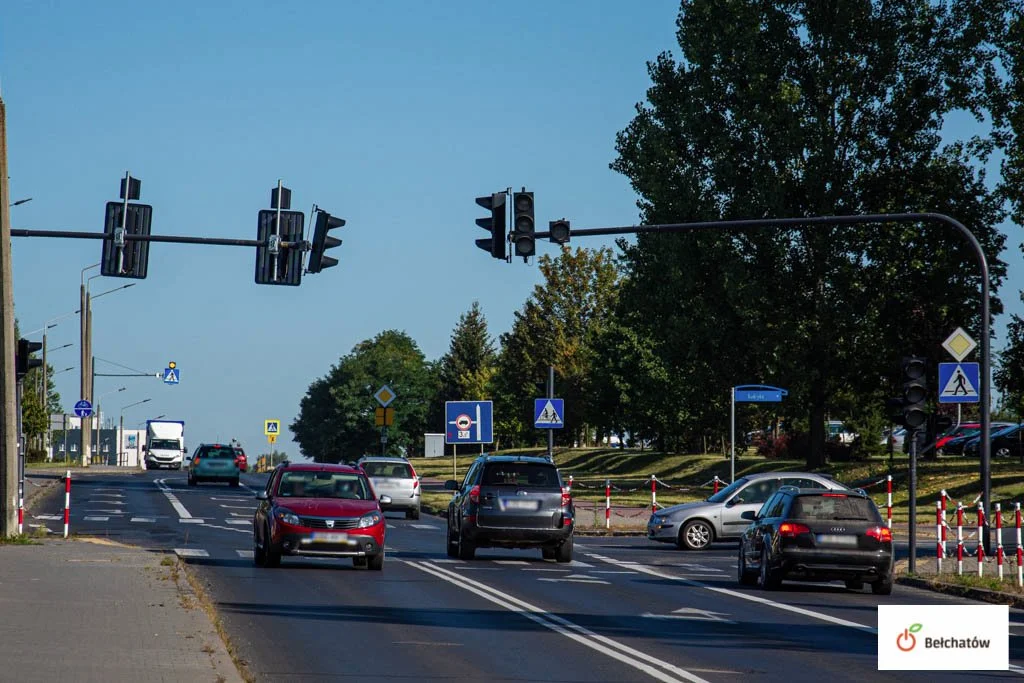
left=2, top=1, right=1021, bottom=459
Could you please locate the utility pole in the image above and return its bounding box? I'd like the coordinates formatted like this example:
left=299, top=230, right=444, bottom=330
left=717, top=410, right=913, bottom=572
left=79, top=281, right=89, bottom=466
left=0, top=97, right=19, bottom=536
left=547, top=366, right=554, bottom=459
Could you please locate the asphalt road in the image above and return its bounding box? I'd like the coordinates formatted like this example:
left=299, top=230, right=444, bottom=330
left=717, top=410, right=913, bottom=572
left=27, top=469, right=1024, bottom=682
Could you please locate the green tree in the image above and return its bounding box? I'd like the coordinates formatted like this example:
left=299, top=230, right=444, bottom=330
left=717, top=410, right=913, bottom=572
left=493, top=247, right=620, bottom=447
left=291, top=330, right=437, bottom=462
left=611, top=0, right=1013, bottom=466
left=996, top=314, right=1024, bottom=420
left=431, top=302, right=497, bottom=431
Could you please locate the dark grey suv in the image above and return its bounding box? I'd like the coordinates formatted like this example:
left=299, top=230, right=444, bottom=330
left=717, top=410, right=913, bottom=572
left=445, top=455, right=574, bottom=562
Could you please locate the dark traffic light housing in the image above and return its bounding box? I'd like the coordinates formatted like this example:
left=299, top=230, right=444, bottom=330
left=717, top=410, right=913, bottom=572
left=901, top=356, right=928, bottom=429
left=255, top=209, right=305, bottom=286
left=308, top=209, right=345, bottom=274
left=475, top=192, right=507, bottom=260
left=16, top=338, right=42, bottom=380
left=549, top=219, right=570, bottom=245
left=101, top=176, right=152, bottom=279
left=512, top=191, right=535, bottom=258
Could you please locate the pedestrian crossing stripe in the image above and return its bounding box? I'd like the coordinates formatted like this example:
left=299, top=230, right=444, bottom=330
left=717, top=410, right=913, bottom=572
left=940, top=363, right=979, bottom=398
left=535, top=400, right=562, bottom=425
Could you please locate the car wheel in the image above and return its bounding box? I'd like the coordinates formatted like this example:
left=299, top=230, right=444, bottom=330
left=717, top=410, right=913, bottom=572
left=458, top=528, right=476, bottom=561
left=872, top=575, right=893, bottom=595
left=542, top=547, right=557, bottom=560
left=230, top=478, right=240, bottom=488
left=758, top=544, right=781, bottom=590
left=187, top=474, right=195, bottom=486
left=260, top=524, right=281, bottom=568
left=679, top=520, right=713, bottom=550
left=173, top=464, right=181, bottom=471
left=408, top=507, right=420, bottom=521
left=555, top=536, right=573, bottom=563
left=368, top=551, right=385, bottom=571
left=996, top=447, right=1011, bottom=459
left=737, top=543, right=757, bottom=586
left=353, top=557, right=368, bottom=568
left=446, top=520, right=459, bottom=558
left=845, top=579, right=864, bottom=591
left=252, top=525, right=266, bottom=566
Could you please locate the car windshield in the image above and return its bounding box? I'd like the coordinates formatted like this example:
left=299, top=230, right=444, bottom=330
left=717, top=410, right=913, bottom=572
left=790, top=494, right=881, bottom=522
left=706, top=477, right=748, bottom=503
left=149, top=439, right=179, bottom=450
left=277, top=472, right=371, bottom=500
left=362, top=462, right=414, bottom=478
left=202, top=447, right=235, bottom=459
left=482, top=463, right=560, bottom=489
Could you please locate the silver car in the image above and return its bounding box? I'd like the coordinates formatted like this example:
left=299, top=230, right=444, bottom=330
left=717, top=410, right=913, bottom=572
left=647, top=471, right=848, bottom=550
left=357, top=456, right=421, bottom=519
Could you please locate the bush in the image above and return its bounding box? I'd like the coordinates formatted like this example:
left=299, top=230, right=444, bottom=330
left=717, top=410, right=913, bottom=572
left=26, top=448, right=48, bottom=464
left=757, top=433, right=792, bottom=459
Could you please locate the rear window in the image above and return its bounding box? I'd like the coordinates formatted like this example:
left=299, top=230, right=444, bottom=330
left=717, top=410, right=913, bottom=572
left=362, top=462, right=414, bottom=479
left=201, top=447, right=235, bottom=459
left=790, top=494, right=881, bottom=522
left=482, top=463, right=560, bottom=489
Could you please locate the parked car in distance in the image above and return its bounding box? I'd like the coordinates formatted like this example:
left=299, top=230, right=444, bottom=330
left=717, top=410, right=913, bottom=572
left=648, top=471, right=849, bottom=550
left=186, top=443, right=240, bottom=487
left=356, top=456, right=421, bottom=519
left=963, top=423, right=1024, bottom=459
left=233, top=445, right=248, bottom=473
left=445, top=455, right=574, bottom=562
left=737, top=487, right=893, bottom=594
left=253, top=462, right=390, bottom=569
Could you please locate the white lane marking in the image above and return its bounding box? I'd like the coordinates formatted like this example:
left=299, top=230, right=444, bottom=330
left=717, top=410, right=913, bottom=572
left=538, top=574, right=610, bottom=585
left=587, top=552, right=877, bottom=635
left=83, top=516, right=109, bottom=521
left=219, top=504, right=255, bottom=510
left=209, top=497, right=254, bottom=501
left=432, top=558, right=461, bottom=563
left=1007, top=664, right=1024, bottom=676
left=84, top=509, right=124, bottom=514
left=174, top=548, right=209, bottom=558
left=155, top=478, right=193, bottom=519
left=524, top=568, right=571, bottom=572
left=569, top=560, right=594, bottom=568
left=179, top=518, right=205, bottom=524
left=453, top=566, right=501, bottom=570
left=408, top=561, right=709, bottom=683
left=236, top=550, right=254, bottom=558
left=228, top=512, right=250, bottom=517
left=410, top=524, right=439, bottom=529
left=593, top=570, right=637, bottom=575
left=494, top=560, right=529, bottom=565
left=642, top=608, right=735, bottom=624
left=203, top=523, right=250, bottom=535
left=131, top=517, right=156, bottom=523
left=226, top=519, right=250, bottom=526
left=34, top=515, right=62, bottom=520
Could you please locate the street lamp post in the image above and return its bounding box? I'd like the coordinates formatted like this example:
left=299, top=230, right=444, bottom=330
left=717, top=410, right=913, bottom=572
left=119, top=398, right=151, bottom=467
left=92, top=386, right=125, bottom=465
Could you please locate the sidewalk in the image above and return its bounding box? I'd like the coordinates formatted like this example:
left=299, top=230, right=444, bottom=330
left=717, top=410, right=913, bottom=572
left=0, top=538, right=243, bottom=683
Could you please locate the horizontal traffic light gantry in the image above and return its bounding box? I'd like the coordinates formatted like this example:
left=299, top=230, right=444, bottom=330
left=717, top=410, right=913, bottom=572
left=475, top=192, right=508, bottom=260
left=308, top=209, right=345, bottom=274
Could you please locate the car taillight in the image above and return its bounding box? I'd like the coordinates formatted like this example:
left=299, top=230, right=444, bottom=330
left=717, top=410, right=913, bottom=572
left=561, top=488, right=572, bottom=507
left=866, top=526, right=892, bottom=543
left=412, top=478, right=419, bottom=490
left=193, top=456, right=201, bottom=465
left=469, top=485, right=480, bottom=504
left=779, top=522, right=811, bottom=538
left=821, top=493, right=847, bottom=497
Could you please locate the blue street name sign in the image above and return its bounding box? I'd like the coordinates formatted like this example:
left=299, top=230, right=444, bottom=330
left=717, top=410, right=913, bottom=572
left=445, top=401, right=494, bottom=444
left=733, top=385, right=788, bottom=403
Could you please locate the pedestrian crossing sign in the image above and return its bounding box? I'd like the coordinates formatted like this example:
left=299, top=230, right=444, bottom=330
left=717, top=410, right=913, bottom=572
left=534, top=398, right=565, bottom=429
left=264, top=419, right=280, bottom=436
left=938, top=362, right=980, bottom=404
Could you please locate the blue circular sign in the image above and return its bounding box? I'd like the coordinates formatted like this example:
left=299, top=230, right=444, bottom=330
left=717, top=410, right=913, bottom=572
left=74, top=399, right=93, bottom=418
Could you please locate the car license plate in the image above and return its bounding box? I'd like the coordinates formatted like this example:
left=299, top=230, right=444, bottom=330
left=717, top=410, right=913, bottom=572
left=500, top=499, right=540, bottom=511
left=816, top=534, right=857, bottom=547
left=309, top=532, right=349, bottom=543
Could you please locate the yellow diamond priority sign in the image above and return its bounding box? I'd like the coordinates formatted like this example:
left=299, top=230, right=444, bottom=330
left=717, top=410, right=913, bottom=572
left=942, top=327, right=977, bottom=362
left=374, top=385, right=396, bottom=408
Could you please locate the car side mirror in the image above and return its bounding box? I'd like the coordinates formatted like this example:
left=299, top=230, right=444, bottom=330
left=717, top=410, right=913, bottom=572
left=184, top=456, right=191, bottom=462
left=379, top=495, right=392, bottom=505
left=444, top=480, right=459, bottom=491
left=255, top=491, right=268, bottom=501
left=740, top=510, right=758, bottom=521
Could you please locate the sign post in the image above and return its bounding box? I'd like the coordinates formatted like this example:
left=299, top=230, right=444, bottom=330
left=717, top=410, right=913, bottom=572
left=374, top=386, right=396, bottom=456
left=730, top=385, right=788, bottom=482
left=445, top=401, right=494, bottom=482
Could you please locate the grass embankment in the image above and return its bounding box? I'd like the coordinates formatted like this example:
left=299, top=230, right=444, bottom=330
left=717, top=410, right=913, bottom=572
left=408, top=448, right=1024, bottom=526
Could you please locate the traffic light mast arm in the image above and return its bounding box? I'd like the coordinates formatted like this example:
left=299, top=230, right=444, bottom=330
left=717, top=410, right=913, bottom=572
left=10, top=228, right=304, bottom=249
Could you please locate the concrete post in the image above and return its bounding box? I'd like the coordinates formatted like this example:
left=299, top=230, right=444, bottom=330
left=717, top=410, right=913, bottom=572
left=0, top=97, right=20, bottom=535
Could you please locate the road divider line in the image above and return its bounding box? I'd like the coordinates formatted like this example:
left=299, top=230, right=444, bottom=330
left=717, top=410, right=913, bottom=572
left=586, top=553, right=877, bottom=635
left=407, top=560, right=708, bottom=683
left=155, top=478, right=193, bottom=519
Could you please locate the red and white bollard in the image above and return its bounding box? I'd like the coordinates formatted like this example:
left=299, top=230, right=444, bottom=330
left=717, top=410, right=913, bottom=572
left=63, top=470, right=71, bottom=539
left=997, top=503, right=1004, bottom=580
left=568, top=475, right=573, bottom=491
left=604, top=480, right=611, bottom=530
left=17, top=482, right=24, bottom=535
left=886, top=475, right=893, bottom=529
left=650, top=475, right=657, bottom=514
left=977, top=503, right=985, bottom=577
left=956, top=503, right=964, bottom=576
left=1016, top=503, right=1023, bottom=588
left=936, top=501, right=943, bottom=574
left=713, top=476, right=720, bottom=494
left=940, top=490, right=948, bottom=556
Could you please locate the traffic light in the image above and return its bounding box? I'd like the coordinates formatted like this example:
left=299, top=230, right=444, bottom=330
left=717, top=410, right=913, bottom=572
left=549, top=219, right=571, bottom=245
left=901, top=356, right=928, bottom=429
left=255, top=209, right=304, bottom=286
left=15, top=338, right=42, bottom=381
left=512, top=191, right=535, bottom=258
left=475, top=192, right=507, bottom=260
left=101, top=201, right=152, bottom=278
left=885, top=397, right=907, bottom=428
left=308, top=209, right=345, bottom=274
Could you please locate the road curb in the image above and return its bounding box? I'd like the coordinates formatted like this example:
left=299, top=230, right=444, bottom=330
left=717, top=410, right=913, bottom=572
left=896, top=575, right=1024, bottom=607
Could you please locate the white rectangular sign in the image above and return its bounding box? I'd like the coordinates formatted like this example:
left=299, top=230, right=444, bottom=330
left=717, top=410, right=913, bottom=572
left=878, top=604, right=1008, bottom=670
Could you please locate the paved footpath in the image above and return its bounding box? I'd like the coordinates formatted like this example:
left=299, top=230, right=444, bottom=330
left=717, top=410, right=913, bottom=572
left=0, top=538, right=243, bottom=683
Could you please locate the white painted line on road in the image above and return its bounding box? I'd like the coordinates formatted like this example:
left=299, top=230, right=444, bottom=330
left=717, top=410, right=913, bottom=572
left=494, top=560, right=529, bottom=565
left=209, top=496, right=254, bottom=501
left=410, top=524, right=439, bottom=529
left=569, top=560, right=594, bottom=568
left=203, top=523, right=250, bottom=535
left=83, top=516, right=109, bottom=521
left=227, top=512, right=250, bottom=517
left=179, top=518, right=205, bottom=524
left=593, top=570, right=637, bottom=575
left=236, top=550, right=254, bottom=558
left=433, top=558, right=462, bottom=563
left=220, top=506, right=254, bottom=511
left=34, top=514, right=62, bottom=520
left=408, top=560, right=709, bottom=683
left=1008, top=664, right=1024, bottom=676
left=453, top=566, right=501, bottom=570
left=155, top=478, right=193, bottom=519
left=130, top=517, right=156, bottom=523
left=84, top=509, right=124, bottom=514
left=226, top=519, right=250, bottom=525
left=523, top=568, right=570, bottom=572
left=537, top=573, right=610, bottom=585
left=587, top=552, right=877, bottom=635
left=174, top=548, right=209, bottom=558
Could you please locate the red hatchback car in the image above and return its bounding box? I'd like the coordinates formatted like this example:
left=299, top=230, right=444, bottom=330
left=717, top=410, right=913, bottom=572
left=253, top=463, right=389, bottom=570
left=233, top=446, right=248, bottom=473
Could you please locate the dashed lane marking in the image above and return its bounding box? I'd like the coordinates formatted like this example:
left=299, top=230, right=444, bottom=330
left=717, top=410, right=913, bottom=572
left=83, top=516, right=109, bottom=521
left=494, top=560, right=529, bottom=565
left=155, top=478, right=194, bottom=519
left=179, top=518, right=205, bottom=524
left=410, top=524, right=439, bottom=529
left=236, top=550, right=254, bottom=558
left=130, top=517, right=156, bottom=523
left=174, top=548, right=209, bottom=558
left=226, top=519, right=250, bottom=525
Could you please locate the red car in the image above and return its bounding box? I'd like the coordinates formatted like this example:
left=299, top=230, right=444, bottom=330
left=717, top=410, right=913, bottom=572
left=253, top=463, right=389, bottom=570
left=233, top=446, right=248, bottom=473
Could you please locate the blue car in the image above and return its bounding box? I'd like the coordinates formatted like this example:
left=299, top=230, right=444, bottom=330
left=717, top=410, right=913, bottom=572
left=186, top=443, right=241, bottom=487
left=963, top=424, right=1024, bottom=459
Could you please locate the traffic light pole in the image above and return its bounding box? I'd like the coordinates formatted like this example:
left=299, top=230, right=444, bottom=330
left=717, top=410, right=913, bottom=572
left=547, top=366, right=554, bottom=459
left=908, top=427, right=920, bottom=574
left=522, top=211, right=993, bottom=553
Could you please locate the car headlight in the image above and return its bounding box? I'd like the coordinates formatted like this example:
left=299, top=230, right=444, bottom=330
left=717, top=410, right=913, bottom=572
left=651, top=515, right=665, bottom=525
left=275, top=508, right=301, bottom=526
left=358, top=511, right=383, bottom=528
